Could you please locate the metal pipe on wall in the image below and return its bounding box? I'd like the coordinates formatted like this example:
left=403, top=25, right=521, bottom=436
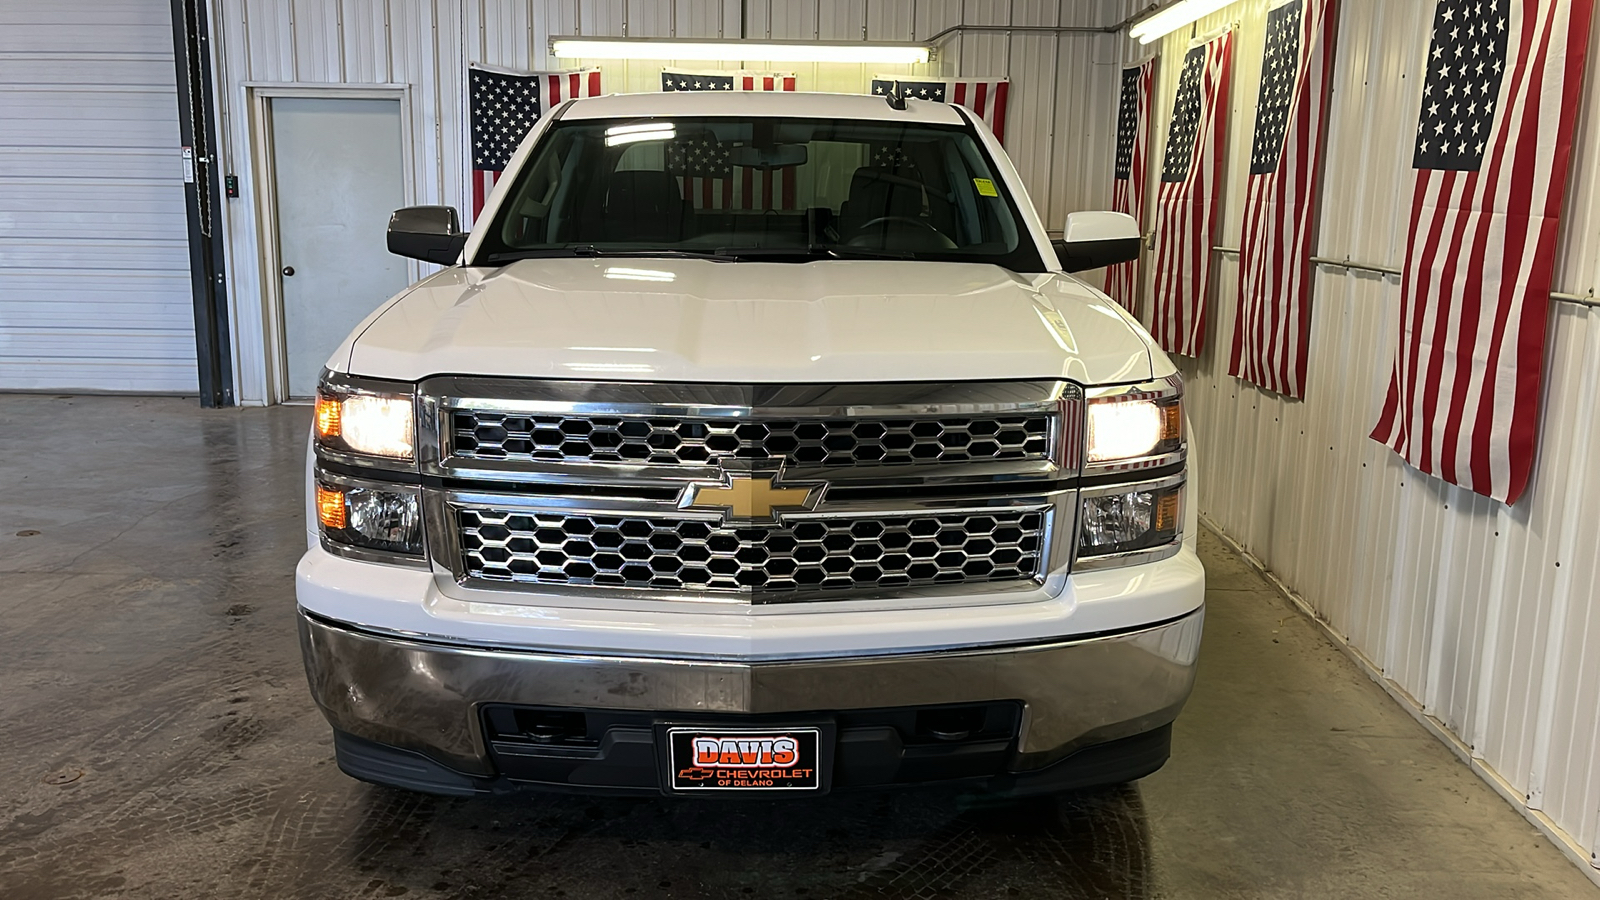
left=1216, top=248, right=1597, bottom=308
left=922, top=23, right=1122, bottom=41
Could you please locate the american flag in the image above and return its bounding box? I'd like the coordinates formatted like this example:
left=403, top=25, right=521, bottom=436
left=869, top=78, right=1011, bottom=143
left=660, top=69, right=798, bottom=210
left=662, top=70, right=797, bottom=93
left=872, top=145, right=918, bottom=173
left=662, top=71, right=736, bottom=92
left=666, top=133, right=734, bottom=209
left=1228, top=0, right=1338, bottom=399
left=1371, top=0, right=1594, bottom=504
left=1105, top=59, right=1154, bottom=313
left=1149, top=30, right=1234, bottom=358
left=469, top=65, right=602, bottom=220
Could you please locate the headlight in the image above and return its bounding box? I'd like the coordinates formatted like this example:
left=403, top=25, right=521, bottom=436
left=316, top=479, right=424, bottom=556
left=315, top=379, right=416, bottom=461
left=1075, top=375, right=1186, bottom=569
left=1084, top=377, right=1183, bottom=469
left=1078, top=478, right=1183, bottom=560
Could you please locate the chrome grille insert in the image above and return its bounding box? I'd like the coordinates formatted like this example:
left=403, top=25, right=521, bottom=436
left=450, top=412, right=1052, bottom=467
left=457, top=507, right=1047, bottom=595
left=421, top=379, right=1081, bottom=603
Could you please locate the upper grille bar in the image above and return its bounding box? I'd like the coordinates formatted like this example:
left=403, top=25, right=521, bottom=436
left=418, top=377, right=1083, bottom=486
left=451, top=411, right=1052, bottom=467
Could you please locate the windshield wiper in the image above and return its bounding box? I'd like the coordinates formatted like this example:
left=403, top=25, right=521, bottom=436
left=484, top=245, right=738, bottom=264
left=817, top=246, right=917, bottom=260
left=714, top=245, right=917, bottom=261
left=486, top=244, right=921, bottom=265
left=712, top=247, right=827, bottom=261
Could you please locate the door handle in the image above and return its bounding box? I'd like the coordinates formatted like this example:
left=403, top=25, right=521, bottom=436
left=282, top=266, right=295, bottom=277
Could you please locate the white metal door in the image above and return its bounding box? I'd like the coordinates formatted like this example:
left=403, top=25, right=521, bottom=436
left=0, top=1, right=193, bottom=392
left=269, top=97, right=408, bottom=398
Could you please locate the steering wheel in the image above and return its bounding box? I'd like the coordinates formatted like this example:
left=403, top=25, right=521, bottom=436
left=853, top=215, right=944, bottom=236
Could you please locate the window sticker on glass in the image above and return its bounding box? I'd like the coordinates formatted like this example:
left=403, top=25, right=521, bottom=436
left=973, top=178, right=999, bottom=197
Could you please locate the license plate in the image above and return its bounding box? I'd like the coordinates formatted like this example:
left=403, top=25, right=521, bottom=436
left=666, top=727, right=823, bottom=792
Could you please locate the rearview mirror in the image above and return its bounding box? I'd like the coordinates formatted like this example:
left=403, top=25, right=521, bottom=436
left=1052, top=211, right=1140, bottom=273
left=728, top=144, right=808, bottom=170
left=387, top=205, right=467, bottom=265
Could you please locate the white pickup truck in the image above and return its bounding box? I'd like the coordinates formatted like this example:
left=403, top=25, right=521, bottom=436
left=297, top=90, right=1203, bottom=797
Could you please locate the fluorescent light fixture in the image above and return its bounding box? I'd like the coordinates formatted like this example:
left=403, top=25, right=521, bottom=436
left=563, top=362, right=657, bottom=373
left=604, top=124, right=675, bottom=146
left=551, top=37, right=931, bottom=64
left=606, top=122, right=673, bottom=137
left=602, top=267, right=677, bottom=283
left=1128, top=0, right=1235, bottom=44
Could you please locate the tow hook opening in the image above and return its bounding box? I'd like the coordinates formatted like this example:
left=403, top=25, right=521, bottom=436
left=915, top=706, right=989, bottom=743
left=502, top=709, right=590, bottom=745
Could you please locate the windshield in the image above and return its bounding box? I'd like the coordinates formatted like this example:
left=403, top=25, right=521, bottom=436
left=471, top=115, right=1046, bottom=271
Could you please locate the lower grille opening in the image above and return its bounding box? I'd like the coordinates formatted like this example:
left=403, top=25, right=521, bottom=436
left=457, top=508, right=1047, bottom=597
left=479, top=702, right=1023, bottom=789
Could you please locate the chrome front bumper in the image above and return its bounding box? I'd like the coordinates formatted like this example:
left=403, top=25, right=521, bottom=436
left=299, top=606, right=1204, bottom=780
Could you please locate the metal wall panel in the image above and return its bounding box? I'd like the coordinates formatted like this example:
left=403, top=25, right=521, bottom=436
left=1126, top=0, right=1600, bottom=869
left=210, top=0, right=1130, bottom=404
left=866, top=0, right=918, bottom=42
left=0, top=0, right=197, bottom=392
left=340, top=0, right=391, bottom=83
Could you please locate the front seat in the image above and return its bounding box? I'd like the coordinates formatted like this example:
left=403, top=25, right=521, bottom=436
left=604, top=170, right=685, bottom=242
left=838, top=167, right=923, bottom=235
left=838, top=167, right=954, bottom=250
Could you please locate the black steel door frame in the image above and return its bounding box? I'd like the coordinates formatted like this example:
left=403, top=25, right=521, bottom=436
left=170, top=0, right=234, bottom=407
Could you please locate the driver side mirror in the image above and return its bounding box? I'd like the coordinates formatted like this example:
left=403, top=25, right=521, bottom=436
left=387, top=205, right=467, bottom=265
left=1052, top=211, right=1140, bottom=273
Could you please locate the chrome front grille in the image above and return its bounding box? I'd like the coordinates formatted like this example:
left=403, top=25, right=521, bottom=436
left=450, top=412, right=1052, bottom=467
left=458, top=507, right=1048, bottom=594
left=420, top=378, right=1082, bottom=604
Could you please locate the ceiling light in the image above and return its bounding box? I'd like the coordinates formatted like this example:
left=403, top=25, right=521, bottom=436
left=606, top=122, right=672, bottom=136
left=604, top=126, right=675, bottom=146
left=601, top=267, right=677, bottom=283
left=562, top=362, right=657, bottom=373
left=1128, top=0, right=1235, bottom=45
left=551, top=37, right=931, bottom=65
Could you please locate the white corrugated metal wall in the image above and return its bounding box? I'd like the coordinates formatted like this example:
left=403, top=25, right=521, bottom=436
left=0, top=1, right=197, bottom=393
left=207, top=0, right=1130, bottom=404
left=1126, top=0, right=1600, bottom=875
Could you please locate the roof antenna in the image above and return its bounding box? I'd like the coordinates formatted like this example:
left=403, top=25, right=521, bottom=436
left=885, top=80, right=907, bottom=110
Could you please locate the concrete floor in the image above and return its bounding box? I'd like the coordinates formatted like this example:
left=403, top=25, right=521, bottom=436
left=1, top=394, right=1596, bottom=900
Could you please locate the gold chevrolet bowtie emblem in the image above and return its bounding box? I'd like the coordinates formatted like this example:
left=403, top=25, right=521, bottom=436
left=684, top=474, right=820, bottom=520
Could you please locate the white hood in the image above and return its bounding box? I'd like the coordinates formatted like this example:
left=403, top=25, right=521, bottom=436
left=341, top=258, right=1161, bottom=386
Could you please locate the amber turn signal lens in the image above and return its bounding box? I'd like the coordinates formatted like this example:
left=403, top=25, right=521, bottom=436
left=314, top=395, right=341, bottom=438
left=315, top=484, right=347, bottom=530
left=1155, top=491, right=1180, bottom=534
left=1160, top=402, right=1182, bottom=442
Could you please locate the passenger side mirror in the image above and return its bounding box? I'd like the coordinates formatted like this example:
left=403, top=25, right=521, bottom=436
left=387, top=205, right=467, bottom=265
left=1052, top=211, right=1140, bottom=273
